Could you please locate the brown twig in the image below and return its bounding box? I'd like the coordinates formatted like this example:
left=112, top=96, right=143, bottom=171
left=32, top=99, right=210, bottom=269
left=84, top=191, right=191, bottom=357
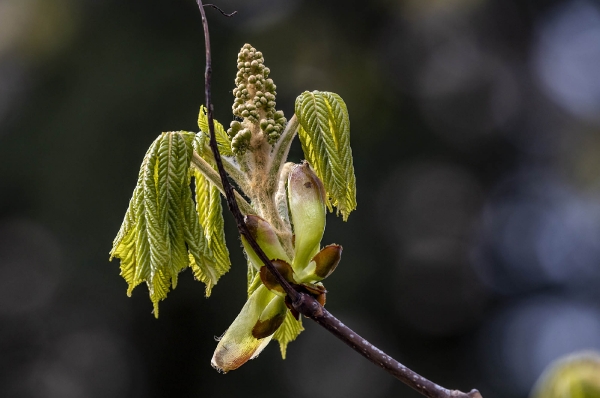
left=203, top=3, right=237, bottom=17
left=195, top=2, right=482, bottom=397
left=196, top=0, right=298, bottom=303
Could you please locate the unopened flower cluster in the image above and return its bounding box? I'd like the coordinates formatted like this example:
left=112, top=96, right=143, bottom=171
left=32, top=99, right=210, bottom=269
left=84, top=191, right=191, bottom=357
left=228, top=43, right=287, bottom=153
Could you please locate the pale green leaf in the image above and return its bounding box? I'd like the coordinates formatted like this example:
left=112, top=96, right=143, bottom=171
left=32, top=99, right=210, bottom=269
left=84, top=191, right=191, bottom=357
left=247, top=270, right=261, bottom=296
left=183, top=170, right=219, bottom=295
left=295, top=91, right=356, bottom=220
left=110, top=131, right=225, bottom=317
left=273, top=310, right=304, bottom=359
left=191, top=166, right=231, bottom=294
left=198, top=105, right=234, bottom=157
left=113, top=140, right=158, bottom=297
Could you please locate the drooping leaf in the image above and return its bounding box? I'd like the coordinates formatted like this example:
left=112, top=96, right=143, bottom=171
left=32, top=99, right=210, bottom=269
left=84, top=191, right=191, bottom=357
left=273, top=310, right=304, bottom=359
left=295, top=91, right=357, bottom=220
left=112, top=143, right=155, bottom=296
left=110, top=131, right=224, bottom=317
left=198, top=105, right=234, bottom=157
left=191, top=166, right=230, bottom=295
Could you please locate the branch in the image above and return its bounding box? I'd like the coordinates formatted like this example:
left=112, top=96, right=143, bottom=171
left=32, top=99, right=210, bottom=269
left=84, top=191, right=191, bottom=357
left=196, top=0, right=298, bottom=302
left=195, top=3, right=482, bottom=398
left=297, top=297, right=483, bottom=398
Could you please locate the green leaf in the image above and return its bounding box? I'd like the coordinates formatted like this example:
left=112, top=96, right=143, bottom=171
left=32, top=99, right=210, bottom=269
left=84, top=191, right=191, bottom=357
left=247, top=268, right=261, bottom=296
left=295, top=91, right=356, bottom=221
left=198, top=105, right=234, bottom=157
left=112, top=147, right=153, bottom=296
left=273, top=310, right=304, bottom=359
left=110, top=131, right=225, bottom=317
left=191, top=166, right=231, bottom=295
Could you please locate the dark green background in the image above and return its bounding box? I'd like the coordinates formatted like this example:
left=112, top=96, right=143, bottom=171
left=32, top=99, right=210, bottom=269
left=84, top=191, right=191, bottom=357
left=2, top=1, right=600, bottom=397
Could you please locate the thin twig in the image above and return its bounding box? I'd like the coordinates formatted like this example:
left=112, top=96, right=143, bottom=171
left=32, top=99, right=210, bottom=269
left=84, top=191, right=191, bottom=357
left=196, top=0, right=298, bottom=302
left=195, top=3, right=482, bottom=398
left=203, top=3, right=237, bottom=17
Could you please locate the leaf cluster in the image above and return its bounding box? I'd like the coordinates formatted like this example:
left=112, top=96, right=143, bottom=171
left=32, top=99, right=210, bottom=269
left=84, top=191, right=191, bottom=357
left=110, top=44, right=356, bottom=357
left=110, top=131, right=229, bottom=317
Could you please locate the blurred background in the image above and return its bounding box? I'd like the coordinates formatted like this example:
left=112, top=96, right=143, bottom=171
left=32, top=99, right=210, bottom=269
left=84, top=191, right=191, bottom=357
left=1, top=0, right=600, bottom=397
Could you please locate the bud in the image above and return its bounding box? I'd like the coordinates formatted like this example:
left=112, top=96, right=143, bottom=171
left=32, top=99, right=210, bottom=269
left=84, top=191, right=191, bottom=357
left=259, top=260, right=295, bottom=295
left=287, top=162, right=326, bottom=273
left=252, top=295, right=287, bottom=339
left=241, top=215, right=291, bottom=271
left=300, top=281, right=327, bottom=307
left=212, top=285, right=276, bottom=372
left=297, top=244, right=342, bottom=282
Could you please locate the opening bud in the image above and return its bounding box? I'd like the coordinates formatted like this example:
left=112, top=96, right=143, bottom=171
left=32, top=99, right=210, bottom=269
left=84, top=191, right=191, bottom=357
left=259, top=260, right=296, bottom=295
left=241, top=215, right=291, bottom=271
left=252, top=295, right=287, bottom=339
left=211, top=285, right=276, bottom=373
left=288, top=162, right=326, bottom=273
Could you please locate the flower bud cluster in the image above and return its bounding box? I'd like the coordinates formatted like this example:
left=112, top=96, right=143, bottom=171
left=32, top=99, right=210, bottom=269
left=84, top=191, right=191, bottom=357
left=228, top=121, right=251, bottom=154
left=228, top=44, right=287, bottom=152
left=260, top=110, right=287, bottom=145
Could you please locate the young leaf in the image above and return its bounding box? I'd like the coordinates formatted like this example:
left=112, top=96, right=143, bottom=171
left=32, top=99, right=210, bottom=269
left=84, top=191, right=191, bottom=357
left=112, top=144, right=155, bottom=296
left=110, top=131, right=223, bottom=317
left=273, top=310, right=304, bottom=359
left=191, top=167, right=230, bottom=295
left=198, top=105, right=234, bottom=157
left=247, top=268, right=261, bottom=296
left=295, top=91, right=357, bottom=221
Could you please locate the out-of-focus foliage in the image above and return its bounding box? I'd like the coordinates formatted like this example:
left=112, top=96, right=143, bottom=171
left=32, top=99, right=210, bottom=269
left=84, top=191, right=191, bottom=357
left=531, top=351, right=600, bottom=398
